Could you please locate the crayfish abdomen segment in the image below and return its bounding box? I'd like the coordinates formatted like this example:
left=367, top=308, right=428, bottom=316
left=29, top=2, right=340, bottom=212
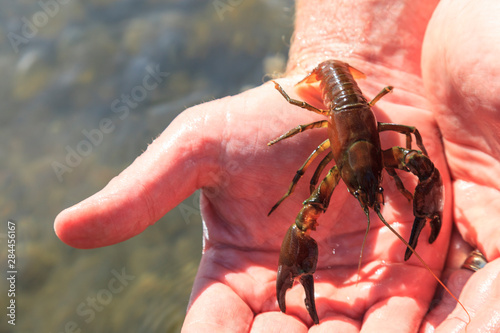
left=314, top=60, right=368, bottom=109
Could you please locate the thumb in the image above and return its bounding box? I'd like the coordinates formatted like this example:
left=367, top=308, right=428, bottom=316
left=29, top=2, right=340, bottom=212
left=54, top=102, right=221, bottom=249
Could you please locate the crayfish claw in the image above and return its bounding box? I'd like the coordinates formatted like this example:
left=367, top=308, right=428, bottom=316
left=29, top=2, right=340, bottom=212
left=276, top=265, right=293, bottom=313
left=404, top=152, right=443, bottom=260
left=276, top=224, right=319, bottom=323
left=428, top=214, right=441, bottom=244
left=405, top=216, right=426, bottom=261
left=300, top=274, right=319, bottom=324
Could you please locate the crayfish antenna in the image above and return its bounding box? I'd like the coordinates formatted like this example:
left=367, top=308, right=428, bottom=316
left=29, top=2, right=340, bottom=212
left=373, top=206, right=471, bottom=330
left=356, top=207, right=371, bottom=285
left=268, top=197, right=285, bottom=216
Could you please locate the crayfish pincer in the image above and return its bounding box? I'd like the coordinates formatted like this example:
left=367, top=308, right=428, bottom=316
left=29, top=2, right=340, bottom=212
left=267, top=60, right=443, bottom=324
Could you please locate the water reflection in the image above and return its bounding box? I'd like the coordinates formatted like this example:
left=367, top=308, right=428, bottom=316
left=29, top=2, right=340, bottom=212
left=0, top=1, right=293, bottom=332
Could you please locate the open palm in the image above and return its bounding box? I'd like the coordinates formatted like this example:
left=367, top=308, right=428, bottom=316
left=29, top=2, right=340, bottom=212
left=180, top=70, right=453, bottom=332
left=55, top=0, right=500, bottom=332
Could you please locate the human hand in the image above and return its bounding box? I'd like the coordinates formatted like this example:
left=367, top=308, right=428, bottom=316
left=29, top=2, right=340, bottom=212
left=419, top=0, right=500, bottom=331
left=54, top=0, right=500, bottom=332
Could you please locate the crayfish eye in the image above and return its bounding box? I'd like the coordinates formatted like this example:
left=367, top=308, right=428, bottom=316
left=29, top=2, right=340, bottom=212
left=377, top=187, right=385, bottom=205
left=354, top=190, right=360, bottom=198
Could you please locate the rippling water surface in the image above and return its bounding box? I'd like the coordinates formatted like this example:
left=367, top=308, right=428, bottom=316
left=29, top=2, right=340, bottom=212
left=0, top=1, right=293, bottom=331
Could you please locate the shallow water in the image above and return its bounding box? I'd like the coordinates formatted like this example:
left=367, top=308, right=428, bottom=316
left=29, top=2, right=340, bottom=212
left=0, top=1, right=293, bottom=331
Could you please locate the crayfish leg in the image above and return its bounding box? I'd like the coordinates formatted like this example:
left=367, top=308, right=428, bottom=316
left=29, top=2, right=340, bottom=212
left=273, top=81, right=328, bottom=116
left=385, top=167, right=413, bottom=202
left=268, top=139, right=331, bottom=216
left=267, top=120, right=328, bottom=146
left=369, top=86, right=393, bottom=106
left=309, top=151, right=334, bottom=194
left=378, top=123, right=428, bottom=156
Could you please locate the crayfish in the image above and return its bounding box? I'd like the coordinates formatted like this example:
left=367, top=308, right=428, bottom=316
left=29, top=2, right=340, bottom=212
left=268, top=60, right=443, bottom=324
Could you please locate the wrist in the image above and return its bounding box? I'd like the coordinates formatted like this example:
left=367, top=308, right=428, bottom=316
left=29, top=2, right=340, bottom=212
left=287, top=0, right=438, bottom=78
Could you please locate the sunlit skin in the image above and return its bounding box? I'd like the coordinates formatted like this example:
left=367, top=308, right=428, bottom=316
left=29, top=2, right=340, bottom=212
left=55, top=0, right=500, bottom=332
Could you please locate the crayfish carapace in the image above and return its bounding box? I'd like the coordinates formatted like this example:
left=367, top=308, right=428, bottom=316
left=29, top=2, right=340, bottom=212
left=268, top=60, right=445, bottom=324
